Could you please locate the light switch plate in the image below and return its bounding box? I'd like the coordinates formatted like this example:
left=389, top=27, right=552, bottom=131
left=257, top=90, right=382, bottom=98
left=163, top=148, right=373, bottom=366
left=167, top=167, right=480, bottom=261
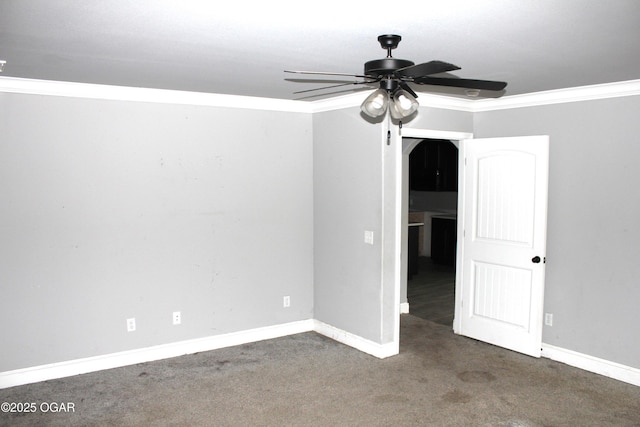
left=364, top=230, right=374, bottom=245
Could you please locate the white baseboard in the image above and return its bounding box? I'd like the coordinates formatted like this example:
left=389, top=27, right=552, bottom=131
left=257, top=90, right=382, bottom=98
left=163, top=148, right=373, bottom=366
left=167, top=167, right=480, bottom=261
left=400, top=302, right=410, bottom=314
left=313, top=320, right=398, bottom=359
left=16, top=323, right=637, bottom=390
left=0, top=320, right=315, bottom=390
left=0, top=318, right=401, bottom=390
left=542, top=343, right=640, bottom=387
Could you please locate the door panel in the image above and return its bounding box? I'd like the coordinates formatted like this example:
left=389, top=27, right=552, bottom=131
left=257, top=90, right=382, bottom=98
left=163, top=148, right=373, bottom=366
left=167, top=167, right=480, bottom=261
left=476, top=152, right=535, bottom=244
left=457, top=136, right=549, bottom=357
left=473, top=261, right=532, bottom=329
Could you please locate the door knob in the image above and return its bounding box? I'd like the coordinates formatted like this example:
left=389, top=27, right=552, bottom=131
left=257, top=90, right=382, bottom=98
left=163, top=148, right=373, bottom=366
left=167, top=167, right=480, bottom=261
left=532, top=256, right=541, bottom=263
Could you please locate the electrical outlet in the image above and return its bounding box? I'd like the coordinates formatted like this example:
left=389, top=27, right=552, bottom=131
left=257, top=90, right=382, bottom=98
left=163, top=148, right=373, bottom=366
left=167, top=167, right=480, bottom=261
left=544, top=313, right=553, bottom=326
left=127, top=318, right=136, bottom=332
left=283, top=296, right=290, bottom=308
left=172, top=311, right=181, bottom=325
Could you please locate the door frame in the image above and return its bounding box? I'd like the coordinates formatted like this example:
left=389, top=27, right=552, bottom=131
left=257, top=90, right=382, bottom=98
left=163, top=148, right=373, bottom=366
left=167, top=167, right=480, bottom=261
left=395, top=128, right=472, bottom=342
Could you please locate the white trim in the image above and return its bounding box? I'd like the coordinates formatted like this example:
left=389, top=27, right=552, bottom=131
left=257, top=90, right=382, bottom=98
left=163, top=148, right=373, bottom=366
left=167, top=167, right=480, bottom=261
left=2, top=76, right=639, bottom=113
left=400, top=302, right=410, bottom=314
left=542, top=343, right=640, bottom=387
left=316, top=81, right=640, bottom=113
left=398, top=128, right=472, bottom=338
left=417, top=93, right=477, bottom=112
left=306, top=79, right=640, bottom=113
left=472, top=79, right=640, bottom=111
left=383, top=119, right=392, bottom=345
left=309, top=92, right=367, bottom=113
left=0, top=318, right=403, bottom=389
left=0, top=320, right=314, bottom=390
left=402, top=128, right=473, bottom=140
left=0, top=78, right=469, bottom=113
left=392, top=123, right=403, bottom=346
left=3, top=324, right=639, bottom=390
left=313, top=320, right=398, bottom=359
left=0, top=77, right=313, bottom=113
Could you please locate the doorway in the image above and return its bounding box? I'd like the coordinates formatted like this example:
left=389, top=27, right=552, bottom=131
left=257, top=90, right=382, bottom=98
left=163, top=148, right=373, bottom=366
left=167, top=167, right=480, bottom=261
left=394, top=130, right=549, bottom=358
left=405, top=138, right=459, bottom=326
left=388, top=127, right=471, bottom=357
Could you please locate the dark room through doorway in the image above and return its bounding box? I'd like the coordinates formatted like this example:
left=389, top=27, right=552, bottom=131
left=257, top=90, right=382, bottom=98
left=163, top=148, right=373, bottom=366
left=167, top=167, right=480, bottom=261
left=406, top=138, right=458, bottom=326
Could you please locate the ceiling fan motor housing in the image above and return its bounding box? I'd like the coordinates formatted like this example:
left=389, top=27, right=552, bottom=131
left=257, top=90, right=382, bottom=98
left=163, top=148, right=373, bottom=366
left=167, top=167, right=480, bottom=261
left=379, top=78, right=400, bottom=92
left=364, top=58, right=414, bottom=77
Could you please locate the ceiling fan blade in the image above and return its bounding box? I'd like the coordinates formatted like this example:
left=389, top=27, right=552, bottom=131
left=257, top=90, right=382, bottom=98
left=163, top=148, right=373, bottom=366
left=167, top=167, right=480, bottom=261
left=394, top=60, right=461, bottom=78
left=285, top=70, right=372, bottom=79
left=399, top=82, right=418, bottom=99
left=286, top=78, right=360, bottom=84
left=292, top=81, right=373, bottom=94
left=414, top=76, right=507, bottom=91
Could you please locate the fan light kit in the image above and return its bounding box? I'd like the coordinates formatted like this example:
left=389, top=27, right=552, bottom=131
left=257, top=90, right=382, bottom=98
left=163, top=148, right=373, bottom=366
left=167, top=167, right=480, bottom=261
left=286, top=34, right=507, bottom=119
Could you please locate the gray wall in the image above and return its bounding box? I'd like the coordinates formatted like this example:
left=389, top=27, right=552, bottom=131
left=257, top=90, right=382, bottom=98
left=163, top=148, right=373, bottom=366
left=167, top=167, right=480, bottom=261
left=312, top=108, right=385, bottom=343
left=473, top=95, right=640, bottom=369
left=311, top=106, right=474, bottom=345
left=3, top=86, right=638, bottom=375
left=0, top=92, right=314, bottom=371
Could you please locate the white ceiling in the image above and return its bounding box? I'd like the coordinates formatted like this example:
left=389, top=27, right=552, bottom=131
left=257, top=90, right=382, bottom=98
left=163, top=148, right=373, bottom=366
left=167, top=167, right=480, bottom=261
left=1, top=0, right=640, bottom=101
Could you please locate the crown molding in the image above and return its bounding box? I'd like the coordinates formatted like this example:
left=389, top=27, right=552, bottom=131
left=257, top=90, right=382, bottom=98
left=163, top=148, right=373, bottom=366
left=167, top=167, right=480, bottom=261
left=0, top=77, right=469, bottom=113
left=309, top=92, right=366, bottom=113
left=308, top=80, right=640, bottom=113
left=0, top=77, right=313, bottom=113
left=308, top=90, right=475, bottom=113
left=471, top=79, right=640, bottom=112
left=2, top=76, right=639, bottom=114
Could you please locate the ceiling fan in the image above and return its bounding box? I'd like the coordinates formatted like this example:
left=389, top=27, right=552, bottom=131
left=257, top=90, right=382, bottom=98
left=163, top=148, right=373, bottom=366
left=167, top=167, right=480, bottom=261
left=285, top=34, right=507, bottom=118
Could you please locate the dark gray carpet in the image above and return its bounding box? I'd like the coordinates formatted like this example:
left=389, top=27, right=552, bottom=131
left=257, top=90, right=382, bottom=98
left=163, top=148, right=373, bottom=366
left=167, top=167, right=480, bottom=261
left=2, top=315, right=639, bottom=426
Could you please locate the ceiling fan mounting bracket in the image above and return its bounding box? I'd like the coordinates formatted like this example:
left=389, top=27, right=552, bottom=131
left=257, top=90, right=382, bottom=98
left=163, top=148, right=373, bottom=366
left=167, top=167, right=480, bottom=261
left=378, top=34, right=402, bottom=52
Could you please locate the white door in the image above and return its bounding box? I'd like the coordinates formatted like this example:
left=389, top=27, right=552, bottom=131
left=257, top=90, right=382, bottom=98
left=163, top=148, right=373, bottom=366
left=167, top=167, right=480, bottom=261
left=455, top=136, right=549, bottom=357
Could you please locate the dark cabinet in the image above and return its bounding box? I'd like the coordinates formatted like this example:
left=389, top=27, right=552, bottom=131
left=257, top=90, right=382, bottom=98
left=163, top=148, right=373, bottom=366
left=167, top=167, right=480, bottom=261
left=408, top=224, right=421, bottom=280
left=409, top=139, right=458, bottom=191
left=431, top=217, right=457, bottom=266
